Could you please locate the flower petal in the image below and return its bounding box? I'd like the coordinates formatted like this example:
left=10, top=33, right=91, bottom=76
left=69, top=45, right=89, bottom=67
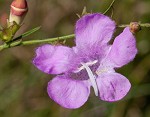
left=33, top=44, right=76, bottom=74
left=107, top=27, right=137, bottom=67
left=47, top=75, right=90, bottom=109
left=96, top=73, right=131, bottom=102
left=75, top=13, right=116, bottom=48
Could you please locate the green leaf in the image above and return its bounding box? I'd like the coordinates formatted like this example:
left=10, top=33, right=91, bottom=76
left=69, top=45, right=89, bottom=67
left=13, top=26, right=41, bottom=41
left=22, top=26, right=41, bottom=38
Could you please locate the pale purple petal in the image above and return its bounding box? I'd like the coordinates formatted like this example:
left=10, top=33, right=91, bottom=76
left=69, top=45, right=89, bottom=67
left=107, top=27, right=137, bottom=67
left=33, top=44, right=76, bottom=74
left=47, top=75, right=90, bottom=109
left=96, top=73, right=131, bottom=102
left=75, top=13, right=116, bottom=48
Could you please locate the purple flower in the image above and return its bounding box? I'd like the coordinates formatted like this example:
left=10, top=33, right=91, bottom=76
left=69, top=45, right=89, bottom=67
left=33, top=13, right=137, bottom=109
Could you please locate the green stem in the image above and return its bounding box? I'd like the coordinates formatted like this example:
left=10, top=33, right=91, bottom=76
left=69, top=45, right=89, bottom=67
left=0, top=34, right=75, bottom=51
left=140, top=23, right=150, bottom=27
left=103, top=0, right=116, bottom=15
left=117, top=23, right=150, bottom=28
left=117, top=24, right=130, bottom=28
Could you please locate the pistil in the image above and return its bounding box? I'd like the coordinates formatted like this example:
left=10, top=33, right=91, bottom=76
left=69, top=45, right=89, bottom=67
left=74, top=60, right=98, bottom=73
left=81, top=63, right=99, bottom=96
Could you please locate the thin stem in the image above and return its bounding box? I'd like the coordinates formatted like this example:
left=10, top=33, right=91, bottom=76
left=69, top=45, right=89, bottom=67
left=117, top=24, right=130, bottom=28
left=103, top=0, right=116, bottom=15
left=0, top=34, right=75, bottom=51
left=117, top=23, right=150, bottom=28
left=140, top=23, right=150, bottom=27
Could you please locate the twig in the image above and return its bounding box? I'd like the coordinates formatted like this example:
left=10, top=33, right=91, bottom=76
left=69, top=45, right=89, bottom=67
left=0, top=34, right=75, bottom=51
left=117, top=23, right=150, bottom=28
left=103, top=0, right=116, bottom=15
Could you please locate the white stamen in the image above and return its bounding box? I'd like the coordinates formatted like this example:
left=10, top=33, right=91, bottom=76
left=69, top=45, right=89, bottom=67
left=74, top=60, right=98, bottom=73
left=81, top=62, right=99, bottom=96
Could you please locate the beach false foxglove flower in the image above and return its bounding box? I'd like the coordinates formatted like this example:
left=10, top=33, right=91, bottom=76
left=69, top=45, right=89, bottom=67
left=33, top=13, right=137, bottom=109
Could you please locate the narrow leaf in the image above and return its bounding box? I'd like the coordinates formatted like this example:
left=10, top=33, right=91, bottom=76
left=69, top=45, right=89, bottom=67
left=22, top=26, right=41, bottom=38
left=13, top=26, right=41, bottom=41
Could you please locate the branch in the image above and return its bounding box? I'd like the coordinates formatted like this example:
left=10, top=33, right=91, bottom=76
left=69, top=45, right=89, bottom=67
left=118, top=23, right=150, bottom=28
left=103, top=0, right=116, bottom=15
left=0, top=34, right=75, bottom=51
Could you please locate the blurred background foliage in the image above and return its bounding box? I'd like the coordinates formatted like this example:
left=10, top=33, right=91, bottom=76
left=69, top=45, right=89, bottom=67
left=0, top=0, right=150, bottom=117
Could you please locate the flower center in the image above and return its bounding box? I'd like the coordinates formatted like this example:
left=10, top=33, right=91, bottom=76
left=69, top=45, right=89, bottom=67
left=74, top=60, right=98, bottom=73
left=74, top=60, right=99, bottom=96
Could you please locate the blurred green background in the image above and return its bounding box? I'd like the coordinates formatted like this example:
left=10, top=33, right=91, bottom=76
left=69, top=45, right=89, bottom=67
left=0, top=0, right=150, bottom=117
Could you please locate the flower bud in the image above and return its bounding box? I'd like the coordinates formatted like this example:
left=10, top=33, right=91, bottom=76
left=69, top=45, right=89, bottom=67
left=9, top=0, right=28, bottom=25
left=129, top=22, right=141, bottom=34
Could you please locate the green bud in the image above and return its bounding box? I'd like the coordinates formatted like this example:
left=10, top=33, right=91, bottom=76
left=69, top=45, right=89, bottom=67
left=0, top=21, right=20, bottom=42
